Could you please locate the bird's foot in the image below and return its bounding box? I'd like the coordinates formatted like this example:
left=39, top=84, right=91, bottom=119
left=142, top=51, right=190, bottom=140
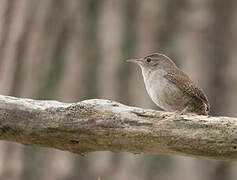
left=131, top=110, right=172, bottom=119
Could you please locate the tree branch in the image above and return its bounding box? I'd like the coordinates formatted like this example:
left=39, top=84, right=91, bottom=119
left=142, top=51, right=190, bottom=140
left=0, top=95, right=236, bottom=161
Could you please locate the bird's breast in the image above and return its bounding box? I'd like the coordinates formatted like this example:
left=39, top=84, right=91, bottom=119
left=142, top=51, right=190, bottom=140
left=143, top=69, right=185, bottom=111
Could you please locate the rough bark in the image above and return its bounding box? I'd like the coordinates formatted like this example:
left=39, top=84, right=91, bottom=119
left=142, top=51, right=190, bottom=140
left=0, top=95, right=236, bottom=161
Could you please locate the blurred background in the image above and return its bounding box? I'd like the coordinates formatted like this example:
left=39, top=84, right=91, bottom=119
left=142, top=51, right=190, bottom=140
left=0, top=0, right=237, bottom=179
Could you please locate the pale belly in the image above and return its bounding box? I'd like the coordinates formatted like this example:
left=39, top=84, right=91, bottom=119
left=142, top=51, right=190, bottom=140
left=144, top=74, right=189, bottom=111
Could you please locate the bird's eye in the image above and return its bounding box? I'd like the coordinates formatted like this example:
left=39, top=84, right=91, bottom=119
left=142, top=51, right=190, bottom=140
left=146, top=58, right=151, bottom=63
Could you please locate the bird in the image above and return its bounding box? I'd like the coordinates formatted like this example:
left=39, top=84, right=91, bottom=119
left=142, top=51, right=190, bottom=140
left=126, top=53, right=210, bottom=115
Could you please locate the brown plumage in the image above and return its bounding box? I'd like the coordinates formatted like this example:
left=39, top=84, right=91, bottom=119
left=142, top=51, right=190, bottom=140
left=127, top=53, right=210, bottom=115
left=164, top=68, right=210, bottom=115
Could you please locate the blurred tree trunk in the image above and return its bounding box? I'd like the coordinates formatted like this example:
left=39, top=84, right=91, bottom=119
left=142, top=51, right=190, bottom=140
left=131, top=1, right=174, bottom=180
left=0, top=0, right=30, bottom=179
left=131, top=0, right=164, bottom=109
left=89, top=1, right=125, bottom=179
left=223, top=1, right=237, bottom=179
left=174, top=1, right=214, bottom=179
left=174, top=0, right=235, bottom=180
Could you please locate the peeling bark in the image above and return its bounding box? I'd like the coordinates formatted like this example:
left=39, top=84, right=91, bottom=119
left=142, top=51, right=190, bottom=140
left=0, top=95, right=236, bottom=161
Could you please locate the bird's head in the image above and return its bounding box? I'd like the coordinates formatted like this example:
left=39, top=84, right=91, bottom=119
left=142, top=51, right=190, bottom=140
left=126, top=53, right=176, bottom=70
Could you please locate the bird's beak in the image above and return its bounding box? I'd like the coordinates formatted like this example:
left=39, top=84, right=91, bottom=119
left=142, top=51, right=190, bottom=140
left=126, top=58, right=143, bottom=64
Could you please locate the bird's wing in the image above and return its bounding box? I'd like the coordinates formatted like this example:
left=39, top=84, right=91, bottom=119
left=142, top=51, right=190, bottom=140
left=164, top=68, right=210, bottom=111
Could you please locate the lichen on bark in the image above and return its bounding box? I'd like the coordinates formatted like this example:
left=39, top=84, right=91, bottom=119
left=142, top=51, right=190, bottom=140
left=0, top=95, right=237, bottom=161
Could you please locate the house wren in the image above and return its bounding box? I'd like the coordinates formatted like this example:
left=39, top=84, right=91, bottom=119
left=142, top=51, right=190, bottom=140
left=127, top=53, right=210, bottom=115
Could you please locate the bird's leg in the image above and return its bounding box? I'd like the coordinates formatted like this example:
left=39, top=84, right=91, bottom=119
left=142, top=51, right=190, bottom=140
left=172, top=106, right=189, bottom=118
left=177, top=106, right=189, bottom=115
